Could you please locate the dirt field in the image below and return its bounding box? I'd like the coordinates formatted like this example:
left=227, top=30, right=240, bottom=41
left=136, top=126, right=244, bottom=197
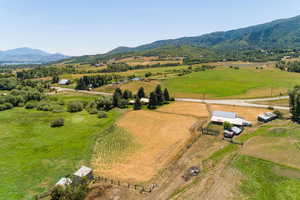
left=158, top=102, right=209, bottom=118
left=92, top=110, right=198, bottom=182
left=241, top=136, right=300, bottom=169
left=210, top=105, right=269, bottom=124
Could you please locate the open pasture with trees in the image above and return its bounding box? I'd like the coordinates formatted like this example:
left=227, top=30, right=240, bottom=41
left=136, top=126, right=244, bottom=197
left=0, top=106, right=121, bottom=200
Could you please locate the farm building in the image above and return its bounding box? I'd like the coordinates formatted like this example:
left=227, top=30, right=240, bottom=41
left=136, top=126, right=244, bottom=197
left=131, top=77, right=141, bottom=81
left=55, top=177, right=72, bottom=188
left=129, top=98, right=149, bottom=104
left=73, top=166, right=93, bottom=183
left=257, top=112, right=277, bottom=123
left=58, top=79, right=70, bottom=85
left=211, top=111, right=251, bottom=126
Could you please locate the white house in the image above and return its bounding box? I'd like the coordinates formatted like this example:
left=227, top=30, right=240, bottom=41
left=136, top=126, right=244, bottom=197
left=211, top=111, right=251, bottom=126
left=58, top=79, right=70, bottom=85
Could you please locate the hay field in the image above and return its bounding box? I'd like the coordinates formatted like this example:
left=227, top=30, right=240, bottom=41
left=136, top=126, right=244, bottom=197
left=158, top=101, right=209, bottom=118
left=92, top=109, right=200, bottom=182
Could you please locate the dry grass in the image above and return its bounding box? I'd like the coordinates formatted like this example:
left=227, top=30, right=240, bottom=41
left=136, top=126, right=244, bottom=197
left=92, top=110, right=197, bottom=182
left=210, top=105, right=269, bottom=124
left=158, top=102, right=210, bottom=118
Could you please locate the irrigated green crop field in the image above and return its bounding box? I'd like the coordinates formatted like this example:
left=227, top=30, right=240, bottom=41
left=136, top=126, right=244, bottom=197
left=0, top=107, right=121, bottom=200
left=162, top=66, right=300, bottom=98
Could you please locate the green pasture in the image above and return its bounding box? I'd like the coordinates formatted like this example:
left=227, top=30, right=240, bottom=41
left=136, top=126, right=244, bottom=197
left=162, top=66, right=300, bottom=98
left=0, top=107, right=121, bottom=200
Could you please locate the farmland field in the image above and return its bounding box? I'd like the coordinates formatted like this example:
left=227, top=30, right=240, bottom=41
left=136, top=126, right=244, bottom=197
left=92, top=105, right=202, bottom=182
left=162, top=66, right=300, bottom=98
left=0, top=107, right=121, bottom=200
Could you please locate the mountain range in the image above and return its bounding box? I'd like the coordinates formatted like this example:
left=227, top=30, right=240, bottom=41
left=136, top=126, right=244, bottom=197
left=0, top=47, right=69, bottom=64
left=107, top=15, right=300, bottom=55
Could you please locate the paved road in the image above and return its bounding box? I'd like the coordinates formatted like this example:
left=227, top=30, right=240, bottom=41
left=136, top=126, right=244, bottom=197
left=52, top=87, right=112, bottom=96
left=176, top=96, right=289, bottom=110
left=52, top=87, right=289, bottom=110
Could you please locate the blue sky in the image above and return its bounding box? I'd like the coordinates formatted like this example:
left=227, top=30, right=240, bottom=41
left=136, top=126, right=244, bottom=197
left=0, top=0, right=300, bottom=56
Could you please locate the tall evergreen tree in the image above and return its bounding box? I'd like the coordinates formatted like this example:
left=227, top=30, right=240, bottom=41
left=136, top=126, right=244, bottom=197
left=137, top=87, right=145, bottom=98
left=52, top=75, right=59, bottom=84
left=148, top=92, right=158, bottom=109
left=113, top=88, right=122, bottom=107
left=123, top=89, right=132, bottom=99
left=133, top=96, right=142, bottom=110
left=163, top=88, right=170, bottom=101
left=155, top=85, right=164, bottom=105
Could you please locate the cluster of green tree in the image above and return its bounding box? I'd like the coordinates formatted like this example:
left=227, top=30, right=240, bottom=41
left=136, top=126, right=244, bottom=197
left=148, top=85, right=172, bottom=109
left=165, top=65, right=216, bottom=77
left=75, top=75, right=116, bottom=90
left=276, top=61, right=300, bottom=73
left=0, top=78, right=18, bottom=90
left=16, top=66, right=76, bottom=79
left=0, top=86, right=45, bottom=111
left=289, top=86, right=300, bottom=122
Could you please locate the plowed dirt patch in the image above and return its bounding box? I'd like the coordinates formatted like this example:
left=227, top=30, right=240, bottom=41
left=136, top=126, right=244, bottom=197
left=210, top=105, right=268, bottom=124
left=241, top=136, right=300, bottom=169
left=92, top=110, right=197, bottom=182
left=158, top=102, right=209, bottom=118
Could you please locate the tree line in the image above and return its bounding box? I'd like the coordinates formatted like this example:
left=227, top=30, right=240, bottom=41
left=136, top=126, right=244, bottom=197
left=276, top=61, right=300, bottom=73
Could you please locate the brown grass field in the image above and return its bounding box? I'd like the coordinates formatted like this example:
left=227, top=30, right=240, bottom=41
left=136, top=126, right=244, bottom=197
left=92, top=107, right=201, bottom=182
left=158, top=102, right=209, bottom=118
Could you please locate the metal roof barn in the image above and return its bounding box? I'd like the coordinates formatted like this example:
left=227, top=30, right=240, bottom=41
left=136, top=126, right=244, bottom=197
left=211, top=110, right=251, bottom=126
left=212, top=111, right=236, bottom=119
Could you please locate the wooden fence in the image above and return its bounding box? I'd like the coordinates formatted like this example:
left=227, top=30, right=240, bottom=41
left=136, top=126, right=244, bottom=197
left=35, top=175, right=158, bottom=199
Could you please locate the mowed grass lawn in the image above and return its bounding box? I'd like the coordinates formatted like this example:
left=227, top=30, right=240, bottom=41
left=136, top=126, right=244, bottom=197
left=0, top=107, right=121, bottom=200
left=162, top=66, right=300, bottom=98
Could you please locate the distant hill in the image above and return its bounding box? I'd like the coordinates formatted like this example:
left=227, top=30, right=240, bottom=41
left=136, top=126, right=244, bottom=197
left=61, top=15, right=300, bottom=64
left=108, top=15, right=300, bottom=54
left=0, top=47, right=69, bottom=64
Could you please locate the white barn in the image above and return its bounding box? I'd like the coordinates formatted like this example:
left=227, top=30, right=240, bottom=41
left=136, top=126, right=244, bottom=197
left=211, top=111, right=251, bottom=126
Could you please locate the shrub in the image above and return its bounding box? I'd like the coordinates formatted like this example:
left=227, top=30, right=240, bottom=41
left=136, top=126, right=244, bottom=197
left=67, top=101, right=83, bottom=113
left=273, top=110, right=283, bottom=119
left=50, top=118, right=64, bottom=127
left=0, top=104, right=7, bottom=111
left=57, top=100, right=65, bottom=105
left=88, top=108, right=98, bottom=114
left=25, top=101, right=37, bottom=109
left=52, top=105, right=65, bottom=113
left=223, top=121, right=233, bottom=130
left=267, top=106, right=274, bottom=110
left=98, top=111, right=108, bottom=118
left=4, top=103, right=13, bottom=109
left=37, top=103, right=53, bottom=111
